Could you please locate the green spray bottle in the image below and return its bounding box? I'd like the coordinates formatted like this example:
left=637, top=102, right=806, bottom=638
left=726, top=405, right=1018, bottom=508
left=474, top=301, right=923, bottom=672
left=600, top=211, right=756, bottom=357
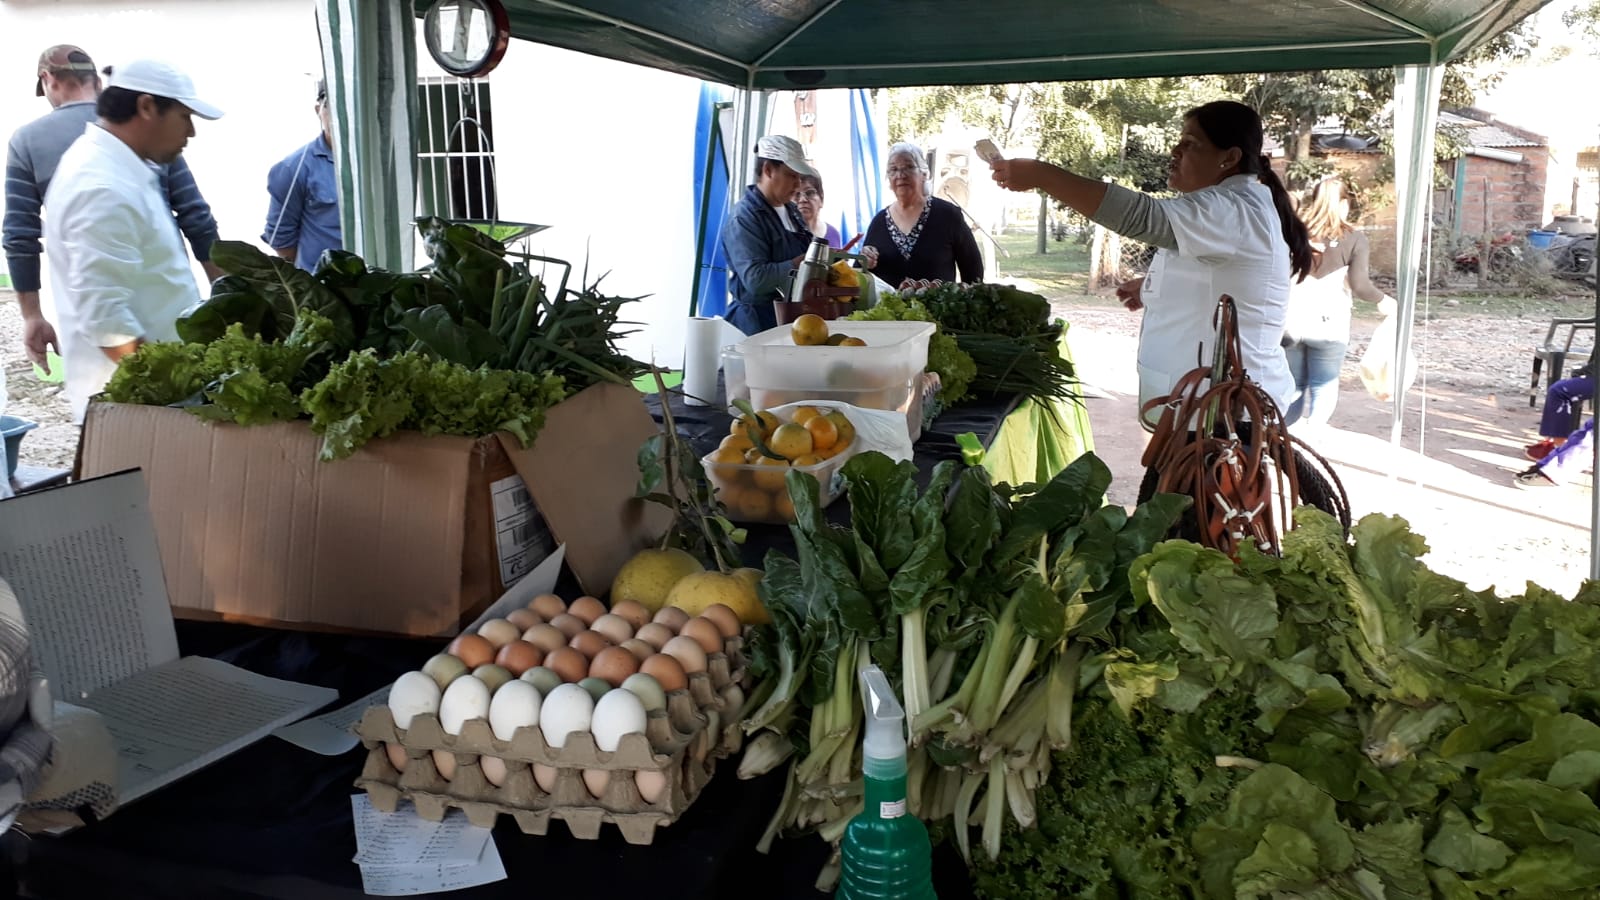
left=837, top=665, right=937, bottom=900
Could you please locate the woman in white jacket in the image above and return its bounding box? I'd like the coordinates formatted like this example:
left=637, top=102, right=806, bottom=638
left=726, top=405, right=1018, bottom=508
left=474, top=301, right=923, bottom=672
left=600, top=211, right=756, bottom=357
left=990, top=101, right=1313, bottom=427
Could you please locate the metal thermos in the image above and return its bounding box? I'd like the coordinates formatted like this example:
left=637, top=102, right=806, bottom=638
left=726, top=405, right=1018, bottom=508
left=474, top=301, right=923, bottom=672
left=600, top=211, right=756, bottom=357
left=788, top=236, right=832, bottom=302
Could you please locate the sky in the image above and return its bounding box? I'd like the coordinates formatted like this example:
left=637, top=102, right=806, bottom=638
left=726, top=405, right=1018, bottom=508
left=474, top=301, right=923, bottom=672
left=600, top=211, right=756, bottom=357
left=1477, top=0, right=1599, bottom=156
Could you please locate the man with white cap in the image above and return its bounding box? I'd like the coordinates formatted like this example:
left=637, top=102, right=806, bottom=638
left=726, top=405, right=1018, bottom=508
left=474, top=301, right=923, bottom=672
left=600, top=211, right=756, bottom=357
left=4, top=45, right=223, bottom=379
left=42, top=59, right=224, bottom=422
left=719, top=134, right=824, bottom=334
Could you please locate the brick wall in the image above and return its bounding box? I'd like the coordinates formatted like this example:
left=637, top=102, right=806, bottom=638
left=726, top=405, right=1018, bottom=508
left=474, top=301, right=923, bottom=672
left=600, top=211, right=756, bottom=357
left=1455, top=148, right=1551, bottom=235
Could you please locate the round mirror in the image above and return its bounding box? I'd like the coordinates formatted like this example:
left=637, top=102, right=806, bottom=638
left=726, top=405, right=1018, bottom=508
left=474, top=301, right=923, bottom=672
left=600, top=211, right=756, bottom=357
left=423, top=0, right=511, bottom=78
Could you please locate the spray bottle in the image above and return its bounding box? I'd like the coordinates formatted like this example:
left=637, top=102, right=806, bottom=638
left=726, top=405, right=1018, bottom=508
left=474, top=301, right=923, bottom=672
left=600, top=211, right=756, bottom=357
left=837, top=665, right=937, bottom=900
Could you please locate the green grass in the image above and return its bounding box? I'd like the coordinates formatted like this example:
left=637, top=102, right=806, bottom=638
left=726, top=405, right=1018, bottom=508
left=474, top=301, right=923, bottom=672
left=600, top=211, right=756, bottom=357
left=991, top=230, right=1091, bottom=296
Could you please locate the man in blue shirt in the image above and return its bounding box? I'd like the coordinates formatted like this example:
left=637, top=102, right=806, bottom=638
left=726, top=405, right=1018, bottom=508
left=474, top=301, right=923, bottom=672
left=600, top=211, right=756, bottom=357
left=4, top=44, right=222, bottom=374
left=262, top=80, right=341, bottom=272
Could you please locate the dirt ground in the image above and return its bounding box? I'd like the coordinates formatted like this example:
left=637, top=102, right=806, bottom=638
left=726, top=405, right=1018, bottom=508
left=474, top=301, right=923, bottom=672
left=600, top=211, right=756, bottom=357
left=4, top=283, right=1598, bottom=596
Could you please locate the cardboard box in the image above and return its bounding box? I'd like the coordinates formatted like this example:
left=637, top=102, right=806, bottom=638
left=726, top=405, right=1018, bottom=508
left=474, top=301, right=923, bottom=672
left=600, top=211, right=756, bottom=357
left=354, top=640, right=747, bottom=845
left=78, top=382, right=672, bottom=637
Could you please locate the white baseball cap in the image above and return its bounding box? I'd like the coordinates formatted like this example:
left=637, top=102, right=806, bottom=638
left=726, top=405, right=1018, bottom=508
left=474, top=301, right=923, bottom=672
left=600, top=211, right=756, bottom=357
left=755, top=134, right=818, bottom=179
left=105, top=59, right=224, bottom=120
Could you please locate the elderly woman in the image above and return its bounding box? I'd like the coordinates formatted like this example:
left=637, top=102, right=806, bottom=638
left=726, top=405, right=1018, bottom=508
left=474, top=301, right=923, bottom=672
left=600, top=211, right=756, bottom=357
left=793, top=174, right=842, bottom=249
left=865, top=142, right=983, bottom=290
left=991, top=101, right=1312, bottom=424
left=720, top=134, right=820, bottom=335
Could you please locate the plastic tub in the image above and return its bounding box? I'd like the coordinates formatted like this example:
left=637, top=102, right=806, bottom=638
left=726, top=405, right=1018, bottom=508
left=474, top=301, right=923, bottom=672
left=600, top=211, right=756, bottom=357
left=701, top=444, right=858, bottom=524
left=749, top=378, right=921, bottom=442
left=738, top=320, right=934, bottom=401
left=1528, top=230, right=1557, bottom=250
left=722, top=344, right=749, bottom=407
left=1, top=416, right=38, bottom=480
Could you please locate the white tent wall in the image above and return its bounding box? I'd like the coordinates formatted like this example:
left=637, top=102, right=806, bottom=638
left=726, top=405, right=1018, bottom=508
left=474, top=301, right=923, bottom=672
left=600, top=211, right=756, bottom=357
left=0, top=0, right=324, bottom=290
left=1389, top=63, right=1444, bottom=445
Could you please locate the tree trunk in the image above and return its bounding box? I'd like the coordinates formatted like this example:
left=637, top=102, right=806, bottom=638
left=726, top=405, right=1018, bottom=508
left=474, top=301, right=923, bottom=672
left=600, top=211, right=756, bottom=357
left=1036, top=192, right=1048, bottom=255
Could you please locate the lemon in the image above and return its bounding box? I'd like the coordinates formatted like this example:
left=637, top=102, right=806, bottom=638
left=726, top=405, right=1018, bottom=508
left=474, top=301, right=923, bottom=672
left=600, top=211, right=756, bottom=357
left=611, top=548, right=705, bottom=613
left=668, top=570, right=769, bottom=625
left=791, top=314, right=830, bottom=346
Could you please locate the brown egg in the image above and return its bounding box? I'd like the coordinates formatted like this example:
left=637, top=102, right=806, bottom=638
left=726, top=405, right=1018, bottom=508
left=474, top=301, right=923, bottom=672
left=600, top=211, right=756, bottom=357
left=640, top=653, right=688, bottom=692
left=481, top=756, right=510, bottom=787
left=523, top=623, right=568, bottom=654
left=634, top=622, right=675, bottom=650
left=589, top=646, right=641, bottom=687
left=544, top=647, right=591, bottom=683
left=635, top=769, right=668, bottom=803
left=530, top=593, right=567, bottom=619
left=495, top=640, right=543, bottom=676
left=432, top=749, right=457, bottom=781
left=609, top=600, right=651, bottom=631
left=477, top=618, right=522, bottom=648
left=651, top=606, right=690, bottom=633
left=532, top=763, right=559, bottom=793
left=446, top=633, right=495, bottom=669
left=568, top=596, right=608, bottom=625
left=681, top=617, right=726, bottom=656
left=506, top=608, right=541, bottom=631
left=662, top=635, right=709, bottom=674
left=384, top=741, right=409, bottom=773
left=569, top=630, right=613, bottom=659
left=548, top=613, right=587, bottom=639
left=589, top=613, right=635, bottom=644
left=619, top=639, right=655, bottom=663
left=582, top=768, right=610, bottom=798
left=700, top=604, right=742, bottom=639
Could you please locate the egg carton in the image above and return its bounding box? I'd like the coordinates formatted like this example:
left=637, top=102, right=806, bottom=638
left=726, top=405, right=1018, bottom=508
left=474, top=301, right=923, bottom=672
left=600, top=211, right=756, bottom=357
left=353, top=642, right=748, bottom=844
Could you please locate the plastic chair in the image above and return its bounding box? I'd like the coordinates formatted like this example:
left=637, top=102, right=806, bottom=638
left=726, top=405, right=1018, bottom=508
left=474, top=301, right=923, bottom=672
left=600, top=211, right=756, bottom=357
left=1529, top=316, right=1595, bottom=408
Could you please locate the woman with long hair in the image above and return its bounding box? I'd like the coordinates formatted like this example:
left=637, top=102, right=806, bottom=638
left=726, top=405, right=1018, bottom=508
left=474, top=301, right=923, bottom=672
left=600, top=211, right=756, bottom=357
left=1282, top=177, right=1392, bottom=425
left=990, top=100, right=1312, bottom=423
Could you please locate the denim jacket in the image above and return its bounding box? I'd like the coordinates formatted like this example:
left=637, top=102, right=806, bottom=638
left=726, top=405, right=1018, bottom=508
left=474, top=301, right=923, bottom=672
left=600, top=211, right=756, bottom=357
left=720, top=184, right=813, bottom=334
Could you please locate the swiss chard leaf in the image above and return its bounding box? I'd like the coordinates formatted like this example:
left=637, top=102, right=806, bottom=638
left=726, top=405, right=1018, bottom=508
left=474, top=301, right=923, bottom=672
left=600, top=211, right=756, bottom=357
left=992, top=452, right=1111, bottom=567
left=945, top=465, right=1002, bottom=571
left=840, top=452, right=918, bottom=571
left=400, top=305, right=507, bottom=367
left=206, top=240, right=354, bottom=346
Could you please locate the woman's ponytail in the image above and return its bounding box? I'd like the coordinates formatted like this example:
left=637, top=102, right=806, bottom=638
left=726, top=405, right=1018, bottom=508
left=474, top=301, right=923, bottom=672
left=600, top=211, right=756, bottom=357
left=1256, top=159, right=1314, bottom=282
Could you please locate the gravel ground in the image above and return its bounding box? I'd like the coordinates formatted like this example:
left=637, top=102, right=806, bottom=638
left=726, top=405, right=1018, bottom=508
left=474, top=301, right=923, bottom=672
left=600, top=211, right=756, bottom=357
left=5, top=284, right=1596, bottom=596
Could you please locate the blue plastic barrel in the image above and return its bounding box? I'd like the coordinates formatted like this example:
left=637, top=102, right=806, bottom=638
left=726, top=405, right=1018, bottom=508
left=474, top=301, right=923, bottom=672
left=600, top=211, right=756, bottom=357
left=1528, top=230, right=1557, bottom=249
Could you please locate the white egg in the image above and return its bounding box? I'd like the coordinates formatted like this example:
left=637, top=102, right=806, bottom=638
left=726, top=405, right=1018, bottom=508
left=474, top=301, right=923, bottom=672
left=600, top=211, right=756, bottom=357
left=539, top=683, right=595, bottom=749
left=488, top=680, right=542, bottom=741
left=438, top=675, right=492, bottom=735
left=591, top=689, right=648, bottom=753
left=388, top=671, right=442, bottom=730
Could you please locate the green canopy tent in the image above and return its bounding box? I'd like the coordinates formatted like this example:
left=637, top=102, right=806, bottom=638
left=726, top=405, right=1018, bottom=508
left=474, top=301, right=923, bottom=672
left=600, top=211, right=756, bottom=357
left=316, top=0, right=1576, bottom=549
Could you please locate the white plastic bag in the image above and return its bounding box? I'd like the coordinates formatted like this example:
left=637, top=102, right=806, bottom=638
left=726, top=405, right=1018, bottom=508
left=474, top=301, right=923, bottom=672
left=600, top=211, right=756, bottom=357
left=765, top=400, right=914, bottom=463
left=1358, top=313, right=1417, bottom=402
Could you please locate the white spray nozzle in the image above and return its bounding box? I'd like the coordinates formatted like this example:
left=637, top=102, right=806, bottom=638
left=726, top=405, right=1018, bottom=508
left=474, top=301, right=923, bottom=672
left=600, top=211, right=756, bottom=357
left=859, top=664, right=906, bottom=767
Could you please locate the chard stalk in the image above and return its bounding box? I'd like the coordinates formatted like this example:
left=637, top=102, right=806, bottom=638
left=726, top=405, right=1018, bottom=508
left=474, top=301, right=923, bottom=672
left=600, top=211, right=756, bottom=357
left=827, top=720, right=860, bottom=786
left=489, top=267, right=506, bottom=333
left=817, top=799, right=862, bottom=844
left=915, top=639, right=991, bottom=736
left=742, top=639, right=798, bottom=734
left=928, top=647, right=958, bottom=704
left=983, top=677, right=1048, bottom=762
left=738, top=731, right=796, bottom=779
left=902, top=605, right=930, bottom=727
left=953, top=771, right=985, bottom=864
left=756, top=760, right=799, bottom=854
left=814, top=848, right=845, bottom=894
left=968, top=596, right=1021, bottom=736
left=982, top=757, right=1006, bottom=861
left=906, top=747, right=928, bottom=816
left=1045, top=643, right=1085, bottom=749
left=994, top=635, right=1038, bottom=717
left=1005, top=769, right=1035, bottom=829
left=796, top=731, right=850, bottom=785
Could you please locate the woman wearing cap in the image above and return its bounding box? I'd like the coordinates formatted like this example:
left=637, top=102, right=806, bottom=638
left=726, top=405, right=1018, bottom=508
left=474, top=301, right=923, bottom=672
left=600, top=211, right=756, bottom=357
left=720, top=135, right=822, bottom=335
left=865, top=141, right=983, bottom=291
left=792, top=174, right=842, bottom=250
left=990, top=100, right=1313, bottom=425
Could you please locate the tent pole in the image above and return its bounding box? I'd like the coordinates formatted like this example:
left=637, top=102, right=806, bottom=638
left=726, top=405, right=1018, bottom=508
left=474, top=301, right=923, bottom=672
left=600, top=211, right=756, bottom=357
left=690, top=101, right=733, bottom=317
left=1388, top=62, right=1443, bottom=451
left=1591, top=124, right=1599, bottom=581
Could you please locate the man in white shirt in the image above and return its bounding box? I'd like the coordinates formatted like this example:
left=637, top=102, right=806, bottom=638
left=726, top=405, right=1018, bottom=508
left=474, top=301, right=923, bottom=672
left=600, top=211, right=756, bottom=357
left=42, top=59, right=223, bottom=422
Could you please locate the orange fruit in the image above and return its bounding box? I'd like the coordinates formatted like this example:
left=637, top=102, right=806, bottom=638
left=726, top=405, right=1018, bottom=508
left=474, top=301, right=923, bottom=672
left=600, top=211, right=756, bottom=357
left=804, top=416, right=838, bottom=451
left=740, top=489, right=774, bottom=521
left=720, top=433, right=755, bottom=454
left=791, top=454, right=822, bottom=468
left=714, top=482, right=743, bottom=510
left=769, top=423, right=814, bottom=460
left=744, top=448, right=764, bottom=464
left=791, top=314, right=829, bottom=346
left=824, top=411, right=856, bottom=448
left=839, top=336, right=867, bottom=347
left=791, top=406, right=824, bottom=425
left=711, top=446, right=746, bottom=466
left=751, top=456, right=790, bottom=490
left=772, top=491, right=796, bottom=522
left=729, top=410, right=779, bottom=439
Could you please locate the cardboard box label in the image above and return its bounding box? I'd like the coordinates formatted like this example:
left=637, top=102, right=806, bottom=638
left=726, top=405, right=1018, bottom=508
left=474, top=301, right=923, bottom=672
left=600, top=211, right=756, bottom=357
left=490, top=474, right=552, bottom=587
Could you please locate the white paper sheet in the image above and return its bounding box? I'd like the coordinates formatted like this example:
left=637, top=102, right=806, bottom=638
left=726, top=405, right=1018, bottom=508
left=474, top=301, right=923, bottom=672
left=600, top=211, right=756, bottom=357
left=351, top=795, right=505, bottom=895
left=0, top=471, right=178, bottom=700
left=79, top=656, right=337, bottom=803
left=273, top=546, right=567, bottom=755
left=358, top=852, right=508, bottom=897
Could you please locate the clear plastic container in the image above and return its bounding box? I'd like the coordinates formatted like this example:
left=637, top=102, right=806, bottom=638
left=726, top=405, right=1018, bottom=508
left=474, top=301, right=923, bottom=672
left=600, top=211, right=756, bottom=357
left=701, top=445, right=858, bottom=524
left=722, top=344, right=749, bottom=407
left=738, top=321, right=934, bottom=401
left=749, top=379, right=920, bottom=442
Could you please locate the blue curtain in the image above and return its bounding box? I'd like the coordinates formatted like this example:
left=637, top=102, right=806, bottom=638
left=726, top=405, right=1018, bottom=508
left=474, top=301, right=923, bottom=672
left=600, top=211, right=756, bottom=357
left=691, top=83, right=732, bottom=317
left=846, top=89, right=883, bottom=244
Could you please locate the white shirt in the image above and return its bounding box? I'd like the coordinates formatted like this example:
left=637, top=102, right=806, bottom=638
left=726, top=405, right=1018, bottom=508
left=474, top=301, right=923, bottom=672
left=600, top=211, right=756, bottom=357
left=773, top=204, right=797, bottom=232
left=43, top=124, right=198, bottom=422
left=1137, top=174, right=1294, bottom=426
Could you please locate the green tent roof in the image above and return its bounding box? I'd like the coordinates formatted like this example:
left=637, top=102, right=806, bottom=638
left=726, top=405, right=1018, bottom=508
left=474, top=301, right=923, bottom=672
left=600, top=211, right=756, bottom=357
left=498, top=0, right=1549, bottom=89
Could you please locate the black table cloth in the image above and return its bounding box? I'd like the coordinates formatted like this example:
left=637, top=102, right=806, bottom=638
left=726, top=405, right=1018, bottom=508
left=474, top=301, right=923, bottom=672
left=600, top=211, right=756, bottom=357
left=9, top=387, right=1017, bottom=900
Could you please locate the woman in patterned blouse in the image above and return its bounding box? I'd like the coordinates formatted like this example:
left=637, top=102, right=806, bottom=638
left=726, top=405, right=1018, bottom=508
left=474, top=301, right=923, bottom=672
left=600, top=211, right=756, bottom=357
left=864, top=141, right=983, bottom=290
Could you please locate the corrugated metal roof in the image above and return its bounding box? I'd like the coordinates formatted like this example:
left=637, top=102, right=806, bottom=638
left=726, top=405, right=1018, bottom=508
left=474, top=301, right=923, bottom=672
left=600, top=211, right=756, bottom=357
left=1438, top=110, right=1546, bottom=148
